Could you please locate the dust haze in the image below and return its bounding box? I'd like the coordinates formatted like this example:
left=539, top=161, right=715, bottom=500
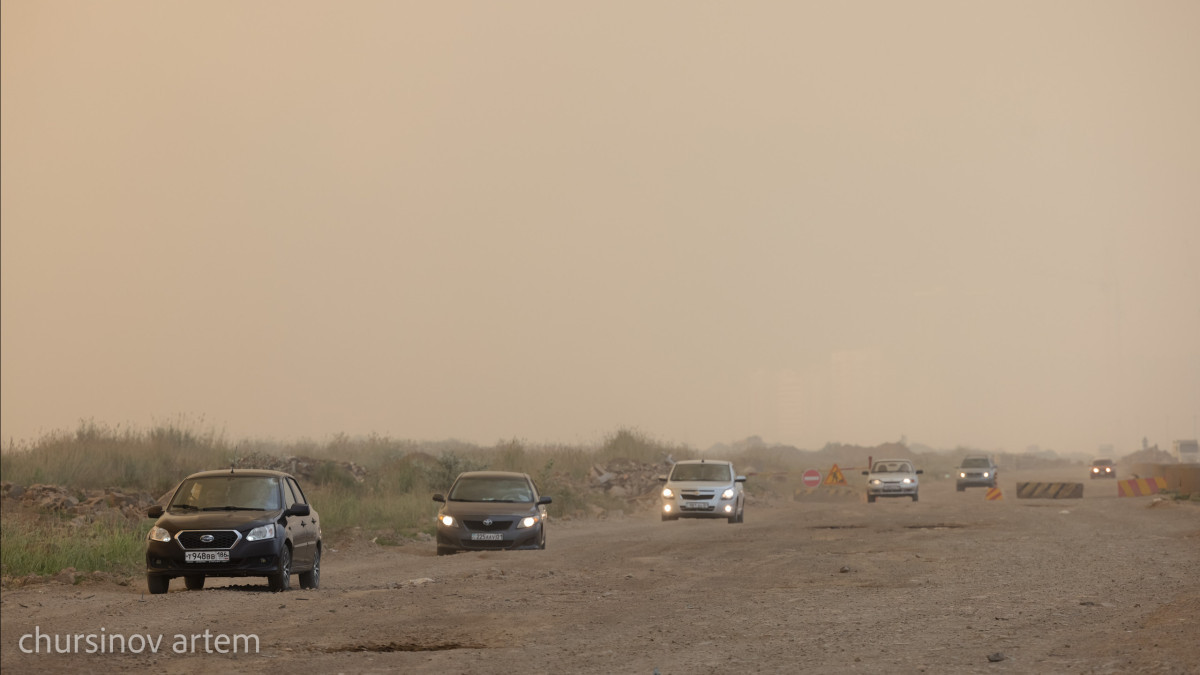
left=2, top=1, right=1198, bottom=453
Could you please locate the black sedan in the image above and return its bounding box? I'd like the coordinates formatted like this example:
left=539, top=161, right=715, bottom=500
left=433, top=471, right=551, bottom=556
left=145, top=469, right=321, bottom=593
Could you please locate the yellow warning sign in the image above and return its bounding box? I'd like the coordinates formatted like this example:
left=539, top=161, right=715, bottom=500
left=823, top=464, right=848, bottom=486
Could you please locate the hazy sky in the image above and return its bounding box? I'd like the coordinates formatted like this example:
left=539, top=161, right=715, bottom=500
left=3, top=1, right=1198, bottom=453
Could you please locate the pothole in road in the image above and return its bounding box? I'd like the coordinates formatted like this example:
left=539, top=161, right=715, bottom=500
left=326, top=641, right=487, bottom=653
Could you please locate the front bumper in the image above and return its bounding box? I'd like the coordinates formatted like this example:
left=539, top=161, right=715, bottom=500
left=436, top=525, right=543, bottom=553
left=866, top=484, right=919, bottom=498
left=1090, top=472, right=1116, bottom=479
left=145, top=539, right=283, bottom=578
left=957, top=475, right=996, bottom=488
left=661, top=497, right=737, bottom=519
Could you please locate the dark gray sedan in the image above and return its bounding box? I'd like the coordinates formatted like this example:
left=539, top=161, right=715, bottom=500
left=432, top=471, right=551, bottom=556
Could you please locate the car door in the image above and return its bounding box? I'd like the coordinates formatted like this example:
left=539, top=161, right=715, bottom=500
left=281, top=478, right=313, bottom=569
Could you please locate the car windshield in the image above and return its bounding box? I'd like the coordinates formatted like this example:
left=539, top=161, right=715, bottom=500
left=170, top=476, right=281, bottom=511
left=872, top=462, right=913, bottom=473
left=961, top=458, right=991, bottom=468
left=1093, top=459, right=1113, bottom=466
left=448, top=476, right=534, bottom=502
left=670, top=463, right=732, bottom=482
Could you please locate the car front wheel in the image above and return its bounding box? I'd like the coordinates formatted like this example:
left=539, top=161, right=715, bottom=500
left=268, top=546, right=292, bottom=592
left=184, top=575, right=205, bottom=591
left=147, top=575, right=170, bottom=595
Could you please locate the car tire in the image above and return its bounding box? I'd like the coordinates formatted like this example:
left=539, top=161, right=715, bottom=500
left=147, top=575, right=170, bottom=595
left=538, top=529, right=547, bottom=550
left=184, top=575, right=205, bottom=591
left=956, top=485, right=965, bottom=492
left=911, top=493, right=919, bottom=502
left=436, top=546, right=453, bottom=556
left=867, top=495, right=876, bottom=503
left=299, top=547, right=320, bottom=590
left=268, top=545, right=292, bottom=592
left=661, top=513, right=677, bottom=522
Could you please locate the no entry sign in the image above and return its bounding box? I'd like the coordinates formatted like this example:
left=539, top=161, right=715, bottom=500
left=802, top=469, right=822, bottom=488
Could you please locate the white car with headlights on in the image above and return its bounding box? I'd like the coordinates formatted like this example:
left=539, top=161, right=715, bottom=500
left=658, top=459, right=746, bottom=523
left=862, top=459, right=923, bottom=503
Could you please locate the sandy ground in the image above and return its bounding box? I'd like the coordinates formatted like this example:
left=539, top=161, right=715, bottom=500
left=2, top=466, right=1198, bottom=674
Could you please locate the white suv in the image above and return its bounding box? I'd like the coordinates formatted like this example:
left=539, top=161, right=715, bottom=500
left=658, top=459, right=746, bottom=524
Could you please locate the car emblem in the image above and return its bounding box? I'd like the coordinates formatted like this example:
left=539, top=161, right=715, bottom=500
left=200, top=534, right=215, bottom=543
left=482, top=518, right=493, bottom=527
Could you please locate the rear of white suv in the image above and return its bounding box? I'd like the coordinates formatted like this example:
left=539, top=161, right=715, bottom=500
left=658, top=459, right=746, bottom=524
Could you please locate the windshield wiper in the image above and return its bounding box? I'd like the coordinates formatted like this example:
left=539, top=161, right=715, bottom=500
left=201, top=506, right=266, bottom=511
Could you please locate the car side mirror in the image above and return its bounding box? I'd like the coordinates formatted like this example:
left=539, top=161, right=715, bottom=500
left=538, top=496, right=552, bottom=505
left=735, top=475, right=747, bottom=482
left=657, top=475, right=668, bottom=482
left=432, top=494, right=445, bottom=503
left=147, top=504, right=164, bottom=518
left=286, top=503, right=310, bottom=517
left=861, top=471, right=869, bottom=476
left=916, top=470, right=924, bottom=475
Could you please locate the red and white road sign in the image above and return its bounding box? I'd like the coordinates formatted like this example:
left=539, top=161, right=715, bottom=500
left=802, top=469, right=822, bottom=488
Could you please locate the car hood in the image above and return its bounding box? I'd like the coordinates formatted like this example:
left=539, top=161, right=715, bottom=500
left=439, top=501, right=541, bottom=517
left=867, top=473, right=919, bottom=482
left=665, top=480, right=735, bottom=489
left=155, top=509, right=282, bottom=532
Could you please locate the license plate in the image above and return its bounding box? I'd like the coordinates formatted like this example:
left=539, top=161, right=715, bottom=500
left=185, top=551, right=229, bottom=563
left=685, top=502, right=708, bottom=509
left=471, top=533, right=503, bottom=541
left=883, top=486, right=900, bottom=492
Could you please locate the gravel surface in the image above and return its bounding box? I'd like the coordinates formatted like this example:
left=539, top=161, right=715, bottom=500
left=3, top=467, right=1198, bottom=674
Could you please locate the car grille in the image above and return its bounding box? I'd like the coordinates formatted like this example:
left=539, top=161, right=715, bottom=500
left=464, top=519, right=513, bottom=532
left=680, top=491, right=715, bottom=500
left=177, top=530, right=240, bottom=550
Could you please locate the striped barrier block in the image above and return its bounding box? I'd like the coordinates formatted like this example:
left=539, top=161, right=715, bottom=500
left=1117, top=477, right=1168, bottom=497
left=985, top=487, right=1003, bottom=501
left=1016, top=482, right=1083, bottom=499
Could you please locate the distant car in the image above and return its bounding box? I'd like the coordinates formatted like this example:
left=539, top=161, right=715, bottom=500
left=432, top=471, right=551, bottom=556
left=862, top=459, right=923, bottom=502
left=658, top=459, right=746, bottom=523
left=1090, top=458, right=1116, bottom=479
left=956, top=455, right=998, bottom=491
left=145, top=469, right=321, bottom=594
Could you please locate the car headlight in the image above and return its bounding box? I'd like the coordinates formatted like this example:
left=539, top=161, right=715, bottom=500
left=869, top=479, right=882, bottom=485
left=902, top=478, right=913, bottom=484
left=439, top=515, right=455, bottom=527
left=517, top=515, right=540, bottom=529
left=147, top=526, right=172, bottom=542
left=721, top=488, right=735, bottom=500
left=1092, top=467, right=1099, bottom=473
left=982, top=472, right=990, bottom=478
left=662, top=488, right=674, bottom=498
left=959, top=472, right=966, bottom=478
left=246, top=523, right=276, bottom=541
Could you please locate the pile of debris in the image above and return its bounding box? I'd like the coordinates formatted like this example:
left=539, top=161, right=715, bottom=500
left=1, top=482, right=157, bottom=522
left=587, top=457, right=672, bottom=504
left=230, top=451, right=367, bottom=483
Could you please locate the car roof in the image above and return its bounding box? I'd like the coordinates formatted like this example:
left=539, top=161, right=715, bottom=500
left=873, top=458, right=914, bottom=463
left=673, top=459, right=733, bottom=466
left=1092, top=458, right=1113, bottom=464
left=184, top=469, right=296, bottom=480
left=454, top=471, right=532, bottom=480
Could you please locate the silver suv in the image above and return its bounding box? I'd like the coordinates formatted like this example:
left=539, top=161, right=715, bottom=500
left=658, top=460, right=746, bottom=523
left=956, top=455, right=998, bottom=491
left=862, top=459, right=922, bottom=503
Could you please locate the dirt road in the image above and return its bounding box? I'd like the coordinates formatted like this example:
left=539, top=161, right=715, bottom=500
left=3, top=467, right=1198, bottom=674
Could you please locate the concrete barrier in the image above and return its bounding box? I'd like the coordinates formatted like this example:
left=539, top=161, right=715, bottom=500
left=1016, top=482, right=1083, bottom=499
left=1117, top=477, right=1168, bottom=497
